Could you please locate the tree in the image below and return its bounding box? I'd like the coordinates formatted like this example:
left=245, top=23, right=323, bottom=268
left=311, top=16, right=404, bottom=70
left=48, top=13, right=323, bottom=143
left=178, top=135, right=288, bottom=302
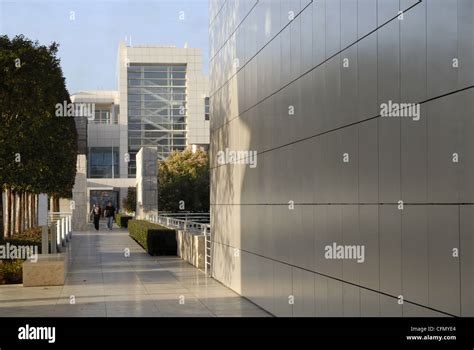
left=158, top=149, right=209, bottom=212
left=0, top=35, right=77, bottom=238
left=121, top=187, right=136, bottom=213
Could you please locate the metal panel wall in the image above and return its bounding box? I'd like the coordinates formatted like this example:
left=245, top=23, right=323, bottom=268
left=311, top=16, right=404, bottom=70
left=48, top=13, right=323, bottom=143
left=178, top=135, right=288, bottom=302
left=210, top=0, right=473, bottom=317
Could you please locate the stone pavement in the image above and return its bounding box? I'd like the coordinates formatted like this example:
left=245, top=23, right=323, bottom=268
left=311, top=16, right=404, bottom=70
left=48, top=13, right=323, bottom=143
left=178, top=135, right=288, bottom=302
left=0, top=226, right=270, bottom=317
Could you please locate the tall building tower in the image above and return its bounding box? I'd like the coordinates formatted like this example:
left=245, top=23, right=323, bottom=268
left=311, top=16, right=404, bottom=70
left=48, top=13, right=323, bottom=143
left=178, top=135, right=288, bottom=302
left=71, top=43, right=209, bottom=220
left=118, top=42, right=210, bottom=177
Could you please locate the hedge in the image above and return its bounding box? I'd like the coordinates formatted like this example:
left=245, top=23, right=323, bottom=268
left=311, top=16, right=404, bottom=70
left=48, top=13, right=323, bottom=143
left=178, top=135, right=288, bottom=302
left=115, top=213, right=133, bottom=228
left=128, top=220, right=177, bottom=256
left=0, top=227, right=43, bottom=284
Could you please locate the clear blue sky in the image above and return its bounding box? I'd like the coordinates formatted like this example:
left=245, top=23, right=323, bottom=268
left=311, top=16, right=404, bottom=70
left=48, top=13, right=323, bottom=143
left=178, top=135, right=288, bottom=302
left=0, top=0, right=209, bottom=94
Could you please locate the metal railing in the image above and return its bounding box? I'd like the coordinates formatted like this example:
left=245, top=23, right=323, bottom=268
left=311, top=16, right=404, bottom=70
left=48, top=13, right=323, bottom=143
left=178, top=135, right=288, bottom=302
left=147, top=213, right=212, bottom=276
left=158, top=212, right=210, bottom=224
left=47, top=212, right=72, bottom=253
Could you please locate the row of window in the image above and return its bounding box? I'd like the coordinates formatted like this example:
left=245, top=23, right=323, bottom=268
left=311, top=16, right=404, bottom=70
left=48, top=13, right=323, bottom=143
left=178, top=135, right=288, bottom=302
left=128, top=79, right=186, bottom=87
left=128, top=72, right=186, bottom=79
left=128, top=94, right=186, bottom=102
left=127, top=65, right=186, bottom=72
left=90, top=110, right=118, bottom=124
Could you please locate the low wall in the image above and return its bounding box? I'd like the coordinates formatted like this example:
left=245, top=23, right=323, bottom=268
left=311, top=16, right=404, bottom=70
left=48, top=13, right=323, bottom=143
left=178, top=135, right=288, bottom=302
left=22, top=245, right=73, bottom=287
left=176, top=230, right=205, bottom=270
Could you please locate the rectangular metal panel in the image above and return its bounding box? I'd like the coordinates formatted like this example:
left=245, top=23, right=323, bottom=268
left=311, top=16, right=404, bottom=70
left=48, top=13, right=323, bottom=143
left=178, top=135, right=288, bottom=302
left=460, top=90, right=474, bottom=203
left=380, top=294, right=402, bottom=317
left=314, top=273, right=328, bottom=316
left=291, top=205, right=314, bottom=270
left=241, top=250, right=258, bottom=303
left=359, top=205, right=379, bottom=291
left=377, top=0, right=399, bottom=25
left=426, top=96, right=458, bottom=203
left=324, top=55, right=342, bottom=132
left=325, top=0, right=341, bottom=58
left=343, top=284, right=361, bottom=317
left=300, top=5, right=313, bottom=73
left=341, top=205, right=359, bottom=286
left=326, top=131, right=341, bottom=202
left=290, top=16, right=302, bottom=80
left=403, top=303, right=446, bottom=317
left=271, top=34, right=282, bottom=94
left=457, top=0, right=474, bottom=88
left=314, top=205, right=327, bottom=272
left=379, top=205, right=402, bottom=296
left=273, top=261, right=293, bottom=317
left=426, top=0, right=458, bottom=98
left=400, top=104, right=427, bottom=203
left=402, top=205, right=429, bottom=308
left=292, top=267, right=316, bottom=317
left=325, top=205, right=343, bottom=279
left=260, top=256, right=275, bottom=314
left=327, top=278, right=343, bottom=317
left=312, top=0, right=326, bottom=66
left=312, top=66, right=326, bottom=135
left=299, top=72, right=316, bottom=144
left=340, top=45, right=358, bottom=127
left=357, top=33, right=378, bottom=122
left=428, top=206, right=460, bottom=316
left=378, top=117, right=401, bottom=203
left=460, top=205, right=474, bottom=316
left=339, top=126, right=358, bottom=203
left=360, top=289, right=380, bottom=317
left=358, top=120, right=379, bottom=203
left=357, top=0, right=376, bottom=38
left=313, top=136, right=325, bottom=203
left=280, top=26, right=292, bottom=86
left=400, top=0, right=427, bottom=102
left=340, top=0, right=357, bottom=48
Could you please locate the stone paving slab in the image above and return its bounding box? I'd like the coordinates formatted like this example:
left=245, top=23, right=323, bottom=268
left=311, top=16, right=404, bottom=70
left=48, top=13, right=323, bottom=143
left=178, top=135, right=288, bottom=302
left=0, top=227, right=271, bottom=317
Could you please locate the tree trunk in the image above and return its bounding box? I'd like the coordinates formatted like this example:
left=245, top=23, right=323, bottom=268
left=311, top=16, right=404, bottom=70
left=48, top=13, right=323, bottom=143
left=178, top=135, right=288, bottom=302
left=31, top=194, right=35, bottom=227
left=14, top=191, right=20, bottom=234
left=28, top=193, right=32, bottom=229
left=0, top=188, right=3, bottom=240
left=53, top=196, right=60, bottom=213
left=4, top=187, right=10, bottom=238
left=20, top=192, right=24, bottom=232
left=9, top=189, right=14, bottom=236
left=33, top=194, right=36, bottom=227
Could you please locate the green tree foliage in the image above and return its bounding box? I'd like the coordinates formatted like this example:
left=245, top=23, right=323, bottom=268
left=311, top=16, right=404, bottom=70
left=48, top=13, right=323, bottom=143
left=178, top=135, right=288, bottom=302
left=158, top=149, right=209, bottom=212
left=0, top=35, right=78, bottom=238
left=121, top=187, right=136, bottom=213
left=0, top=35, right=77, bottom=197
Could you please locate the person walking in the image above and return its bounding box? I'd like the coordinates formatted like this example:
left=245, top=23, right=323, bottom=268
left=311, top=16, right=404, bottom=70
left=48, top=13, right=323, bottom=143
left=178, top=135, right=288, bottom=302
left=90, top=204, right=102, bottom=231
left=104, top=201, right=116, bottom=231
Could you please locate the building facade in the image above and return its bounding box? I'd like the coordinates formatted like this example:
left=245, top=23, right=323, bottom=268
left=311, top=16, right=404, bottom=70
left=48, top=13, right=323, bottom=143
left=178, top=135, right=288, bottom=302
left=71, top=43, right=209, bottom=219
left=210, top=0, right=474, bottom=316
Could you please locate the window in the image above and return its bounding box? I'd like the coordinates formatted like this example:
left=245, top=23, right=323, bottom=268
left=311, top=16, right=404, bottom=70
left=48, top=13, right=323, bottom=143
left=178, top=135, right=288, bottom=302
left=205, top=97, right=210, bottom=121
left=88, top=147, right=119, bottom=178
left=93, top=109, right=116, bottom=124
left=127, top=64, right=188, bottom=170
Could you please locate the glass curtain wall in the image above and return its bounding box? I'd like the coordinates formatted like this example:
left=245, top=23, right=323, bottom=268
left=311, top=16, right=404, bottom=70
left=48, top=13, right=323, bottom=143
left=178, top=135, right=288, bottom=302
left=127, top=64, right=187, bottom=177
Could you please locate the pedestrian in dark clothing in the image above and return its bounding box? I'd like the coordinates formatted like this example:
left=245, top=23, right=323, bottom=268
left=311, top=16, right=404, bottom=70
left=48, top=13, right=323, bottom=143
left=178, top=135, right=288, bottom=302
left=90, top=204, right=102, bottom=231
left=104, top=201, right=116, bottom=230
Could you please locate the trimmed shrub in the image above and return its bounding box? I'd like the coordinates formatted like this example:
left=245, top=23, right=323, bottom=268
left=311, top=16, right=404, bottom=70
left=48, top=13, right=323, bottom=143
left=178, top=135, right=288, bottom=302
left=0, top=260, right=23, bottom=284
left=128, top=220, right=177, bottom=256
left=115, top=213, right=133, bottom=228
left=0, top=227, right=43, bottom=284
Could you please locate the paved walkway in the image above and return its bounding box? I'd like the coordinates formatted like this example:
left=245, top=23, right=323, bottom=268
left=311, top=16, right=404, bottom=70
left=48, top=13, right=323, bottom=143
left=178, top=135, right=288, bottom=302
left=0, top=226, right=270, bottom=317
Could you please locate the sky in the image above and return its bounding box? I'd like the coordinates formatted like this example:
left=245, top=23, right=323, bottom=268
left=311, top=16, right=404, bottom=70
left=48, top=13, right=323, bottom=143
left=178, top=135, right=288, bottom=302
left=0, top=0, right=209, bottom=94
